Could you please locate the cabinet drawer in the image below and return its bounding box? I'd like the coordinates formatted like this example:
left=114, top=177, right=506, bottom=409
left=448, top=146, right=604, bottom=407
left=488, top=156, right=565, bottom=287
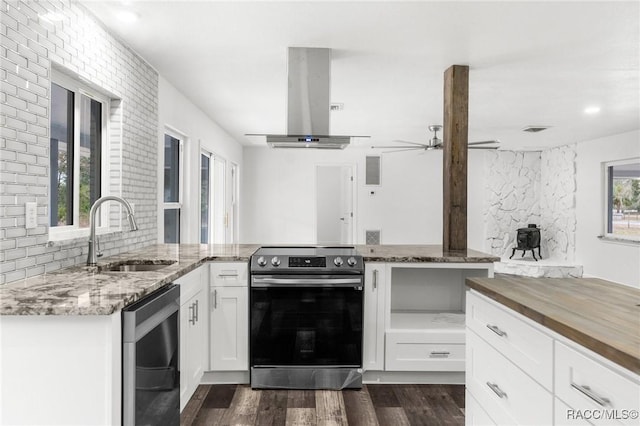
left=386, top=331, right=465, bottom=371
left=466, top=290, right=553, bottom=390
left=555, top=341, right=640, bottom=426
left=466, top=389, right=497, bottom=426
left=176, top=266, right=204, bottom=303
left=210, top=262, right=248, bottom=287
left=554, top=397, right=593, bottom=426
left=467, top=329, right=553, bottom=425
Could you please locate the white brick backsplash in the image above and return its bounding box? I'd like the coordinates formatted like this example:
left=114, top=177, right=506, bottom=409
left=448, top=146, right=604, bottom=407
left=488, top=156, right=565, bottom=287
left=1, top=0, right=159, bottom=284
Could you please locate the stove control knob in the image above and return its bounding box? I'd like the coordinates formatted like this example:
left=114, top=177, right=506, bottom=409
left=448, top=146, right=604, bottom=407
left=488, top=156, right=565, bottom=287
left=257, top=256, right=267, bottom=267
left=271, top=256, right=281, bottom=267
left=347, top=257, right=357, bottom=267
left=334, top=257, right=344, bottom=267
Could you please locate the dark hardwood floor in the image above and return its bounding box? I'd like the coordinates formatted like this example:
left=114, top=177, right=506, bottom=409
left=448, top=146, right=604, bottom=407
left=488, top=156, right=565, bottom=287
left=181, top=384, right=465, bottom=425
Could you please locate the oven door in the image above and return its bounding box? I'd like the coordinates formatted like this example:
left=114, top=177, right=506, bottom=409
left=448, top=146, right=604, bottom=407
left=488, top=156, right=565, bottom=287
left=250, top=275, right=364, bottom=389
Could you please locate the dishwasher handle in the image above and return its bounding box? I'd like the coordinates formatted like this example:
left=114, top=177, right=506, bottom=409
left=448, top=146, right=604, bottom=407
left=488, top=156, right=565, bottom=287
left=122, top=284, right=180, bottom=343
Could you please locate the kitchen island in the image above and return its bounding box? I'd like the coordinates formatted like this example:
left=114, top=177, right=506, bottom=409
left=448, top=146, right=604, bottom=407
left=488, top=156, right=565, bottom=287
left=465, top=276, right=640, bottom=425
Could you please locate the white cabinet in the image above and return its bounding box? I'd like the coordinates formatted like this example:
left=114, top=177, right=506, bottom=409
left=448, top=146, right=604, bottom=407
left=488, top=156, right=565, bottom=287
left=176, top=265, right=207, bottom=412
left=466, top=289, right=640, bottom=426
left=384, top=264, right=492, bottom=373
left=209, top=262, right=249, bottom=371
left=466, top=327, right=553, bottom=425
left=466, top=289, right=553, bottom=390
left=554, top=341, right=640, bottom=426
left=363, top=263, right=386, bottom=371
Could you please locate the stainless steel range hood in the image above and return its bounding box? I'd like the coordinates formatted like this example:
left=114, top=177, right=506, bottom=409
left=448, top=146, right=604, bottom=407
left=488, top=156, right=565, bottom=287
left=257, top=47, right=365, bottom=149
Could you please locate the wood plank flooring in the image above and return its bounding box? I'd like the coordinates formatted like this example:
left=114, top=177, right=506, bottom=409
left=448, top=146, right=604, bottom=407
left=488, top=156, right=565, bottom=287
left=181, top=384, right=465, bottom=426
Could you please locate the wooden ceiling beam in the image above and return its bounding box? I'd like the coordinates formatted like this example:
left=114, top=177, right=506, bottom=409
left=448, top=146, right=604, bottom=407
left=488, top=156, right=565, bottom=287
left=442, top=65, right=469, bottom=252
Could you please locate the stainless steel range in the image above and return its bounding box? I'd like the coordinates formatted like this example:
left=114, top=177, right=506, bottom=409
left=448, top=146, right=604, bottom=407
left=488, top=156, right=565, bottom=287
left=249, top=246, right=364, bottom=390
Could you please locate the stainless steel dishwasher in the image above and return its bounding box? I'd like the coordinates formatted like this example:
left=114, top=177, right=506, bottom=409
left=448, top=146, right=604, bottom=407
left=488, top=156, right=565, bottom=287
left=122, top=284, right=180, bottom=426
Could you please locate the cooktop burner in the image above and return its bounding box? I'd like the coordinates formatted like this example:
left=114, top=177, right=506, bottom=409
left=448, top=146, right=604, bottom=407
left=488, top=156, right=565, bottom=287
left=250, top=246, right=364, bottom=274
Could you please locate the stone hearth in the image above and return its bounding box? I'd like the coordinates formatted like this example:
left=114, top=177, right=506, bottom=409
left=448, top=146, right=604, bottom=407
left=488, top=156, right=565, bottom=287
left=495, top=257, right=583, bottom=278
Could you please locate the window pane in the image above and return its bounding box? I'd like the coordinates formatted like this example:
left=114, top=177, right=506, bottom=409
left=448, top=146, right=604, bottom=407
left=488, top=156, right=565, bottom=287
left=79, top=95, right=102, bottom=228
left=608, top=162, right=640, bottom=238
left=50, top=83, right=74, bottom=227
left=164, top=135, right=180, bottom=203
left=164, top=209, right=180, bottom=243
left=201, top=154, right=210, bottom=244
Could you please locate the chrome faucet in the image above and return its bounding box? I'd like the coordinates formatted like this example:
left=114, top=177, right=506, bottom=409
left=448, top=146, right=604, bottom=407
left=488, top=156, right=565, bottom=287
left=87, top=195, right=138, bottom=266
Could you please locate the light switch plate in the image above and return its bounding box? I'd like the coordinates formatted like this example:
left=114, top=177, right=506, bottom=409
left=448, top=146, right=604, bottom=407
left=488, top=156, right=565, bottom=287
left=25, top=202, right=37, bottom=229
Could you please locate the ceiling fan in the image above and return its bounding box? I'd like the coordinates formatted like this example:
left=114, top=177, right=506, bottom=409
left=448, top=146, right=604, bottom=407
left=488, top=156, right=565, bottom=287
left=376, top=125, right=500, bottom=153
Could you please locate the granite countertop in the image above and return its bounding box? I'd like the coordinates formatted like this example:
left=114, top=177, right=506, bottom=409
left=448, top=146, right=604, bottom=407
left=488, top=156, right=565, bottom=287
left=0, top=243, right=497, bottom=316
left=466, top=276, right=640, bottom=375
left=356, top=244, right=499, bottom=263
left=0, top=244, right=259, bottom=316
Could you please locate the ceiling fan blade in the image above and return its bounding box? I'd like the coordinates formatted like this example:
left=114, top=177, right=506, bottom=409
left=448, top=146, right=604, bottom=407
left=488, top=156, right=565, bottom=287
left=468, top=146, right=499, bottom=150
left=468, top=140, right=500, bottom=145
left=392, top=140, right=429, bottom=147
left=374, top=145, right=424, bottom=150
left=382, top=147, right=427, bottom=153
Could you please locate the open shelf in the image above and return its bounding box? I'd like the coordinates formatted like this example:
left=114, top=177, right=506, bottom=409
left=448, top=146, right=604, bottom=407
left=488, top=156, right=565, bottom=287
left=389, top=310, right=465, bottom=333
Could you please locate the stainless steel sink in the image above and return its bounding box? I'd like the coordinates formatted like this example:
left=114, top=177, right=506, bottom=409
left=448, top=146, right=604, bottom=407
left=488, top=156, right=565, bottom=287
left=101, top=260, right=176, bottom=272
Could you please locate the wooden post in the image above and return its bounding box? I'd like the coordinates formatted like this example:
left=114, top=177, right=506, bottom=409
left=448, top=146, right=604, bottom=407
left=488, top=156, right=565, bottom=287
left=442, top=65, right=469, bottom=252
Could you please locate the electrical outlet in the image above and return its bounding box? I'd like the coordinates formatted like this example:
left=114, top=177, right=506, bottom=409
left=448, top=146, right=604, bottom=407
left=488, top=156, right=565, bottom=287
left=25, top=202, right=37, bottom=229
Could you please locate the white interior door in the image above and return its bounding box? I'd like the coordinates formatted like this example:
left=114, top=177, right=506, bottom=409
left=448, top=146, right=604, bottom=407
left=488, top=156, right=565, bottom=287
left=316, top=165, right=354, bottom=245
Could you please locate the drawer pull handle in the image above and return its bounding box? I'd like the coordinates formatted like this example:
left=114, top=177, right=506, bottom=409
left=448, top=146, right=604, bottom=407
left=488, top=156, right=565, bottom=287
left=218, top=272, right=239, bottom=278
left=486, top=324, right=507, bottom=337
left=429, top=351, right=450, bottom=358
left=486, top=382, right=507, bottom=399
left=571, top=383, right=610, bottom=407
left=373, top=269, right=378, bottom=290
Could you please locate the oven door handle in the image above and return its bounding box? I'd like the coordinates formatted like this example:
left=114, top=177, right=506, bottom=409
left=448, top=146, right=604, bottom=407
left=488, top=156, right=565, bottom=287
left=252, top=277, right=363, bottom=287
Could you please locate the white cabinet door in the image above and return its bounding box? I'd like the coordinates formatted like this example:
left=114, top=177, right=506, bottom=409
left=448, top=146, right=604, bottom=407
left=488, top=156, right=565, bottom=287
left=177, top=266, right=206, bottom=412
left=210, top=285, right=248, bottom=371
left=363, top=263, right=386, bottom=371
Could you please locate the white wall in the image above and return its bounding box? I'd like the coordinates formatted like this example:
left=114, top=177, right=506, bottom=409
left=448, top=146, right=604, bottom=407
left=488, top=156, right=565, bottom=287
left=240, top=146, right=487, bottom=249
left=575, top=130, right=640, bottom=288
left=158, top=76, right=243, bottom=244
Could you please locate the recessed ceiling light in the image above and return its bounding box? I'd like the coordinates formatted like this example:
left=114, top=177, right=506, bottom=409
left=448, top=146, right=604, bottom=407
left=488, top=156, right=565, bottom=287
left=116, top=9, right=139, bottom=23
left=584, top=106, right=601, bottom=115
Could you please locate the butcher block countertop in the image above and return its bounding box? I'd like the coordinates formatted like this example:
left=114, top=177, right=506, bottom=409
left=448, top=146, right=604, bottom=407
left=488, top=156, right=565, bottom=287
left=466, top=276, right=640, bottom=375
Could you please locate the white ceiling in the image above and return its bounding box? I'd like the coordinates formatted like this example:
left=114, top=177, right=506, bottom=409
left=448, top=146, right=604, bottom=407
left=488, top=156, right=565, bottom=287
left=81, top=0, right=639, bottom=151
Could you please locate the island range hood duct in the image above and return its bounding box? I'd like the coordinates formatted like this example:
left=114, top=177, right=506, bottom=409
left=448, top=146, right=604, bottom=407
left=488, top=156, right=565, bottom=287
left=261, top=47, right=365, bottom=149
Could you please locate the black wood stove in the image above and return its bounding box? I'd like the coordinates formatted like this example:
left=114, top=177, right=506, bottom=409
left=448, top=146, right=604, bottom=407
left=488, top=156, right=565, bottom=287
left=509, top=224, right=542, bottom=261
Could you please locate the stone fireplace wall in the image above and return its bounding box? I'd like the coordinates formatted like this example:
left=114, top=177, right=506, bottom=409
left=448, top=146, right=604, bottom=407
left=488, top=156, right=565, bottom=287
left=483, top=145, right=578, bottom=264
left=540, top=144, right=577, bottom=261
left=484, top=151, right=541, bottom=257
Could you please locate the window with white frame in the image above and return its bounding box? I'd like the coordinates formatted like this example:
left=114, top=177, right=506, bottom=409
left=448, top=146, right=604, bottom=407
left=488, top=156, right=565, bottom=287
left=200, top=151, right=211, bottom=244
left=163, top=132, right=183, bottom=243
left=604, top=158, right=640, bottom=241
left=49, top=71, right=109, bottom=239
